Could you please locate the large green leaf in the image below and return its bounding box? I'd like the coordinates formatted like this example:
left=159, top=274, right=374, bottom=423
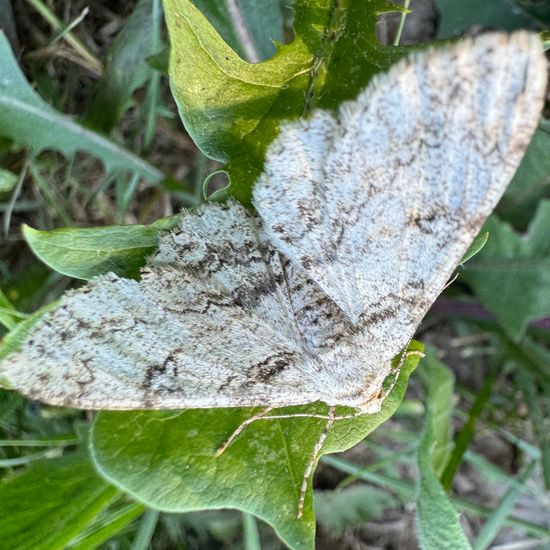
left=0, top=452, right=119, bottom=550
left=23, top=215, right=179, bottom=280
left=91, top=344, right=422, bottom=550
left=0, top=33, right=162, bottom=182
left=461, top=201, right=550, bottom=340
left=416, top=349, right=471, bottom=550
left=164, top=0, right=403, bottom=203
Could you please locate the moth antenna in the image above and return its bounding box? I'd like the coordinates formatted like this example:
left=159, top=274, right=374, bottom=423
left=379, top=345, right=424, bottom=402
left=442, top=272, right=460, bottom=292
left=215, top=407, right=274, bottom=457
left=215, top=409, right=343, bottom=458
left=297, top=406, right=336, bottom=518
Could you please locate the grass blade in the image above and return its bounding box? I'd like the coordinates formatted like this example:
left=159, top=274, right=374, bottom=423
left=243, top=512, right=261, bottom=550
left=441, top=368, right=496, bottom=491
left=130, top=509, right=159, bottom=550
left=473, top=460, right=536, bottom=550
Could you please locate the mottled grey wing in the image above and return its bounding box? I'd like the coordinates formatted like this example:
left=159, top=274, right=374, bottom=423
left=0, top=203, right=323, bottom=410
left=254, top=32, right=546, bottom=380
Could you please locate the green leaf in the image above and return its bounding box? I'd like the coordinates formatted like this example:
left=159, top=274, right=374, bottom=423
left=23, top=215, right=179, bottom=280
left=238, top=0, right=285, bottom=60
left=461, top=201, right=550, bottom=340
left=164, top=0, right=402, bottom=203
left=188, top=1, right=248, bottom=58
left=460, top=232, right=488, bottom=265
left=0, top=452, right=119, bottom=550
left=0, top=33, right=162, bottom=183
left=433, top=0, right=539, bottom=39
left=498, top=123, right=550, bottom=229
left=315, top=485, right=398, bottom=535
left=192, top=0, right=284, bottom=61
left=417, top=347, right=454, bottom=476
left=0, top=168, right=17, bottom=194
left=90, top=344, right=422, bottom=550
left=87, top=0, right=159, bottom=132
left=416, top=350, right=471, bottom=550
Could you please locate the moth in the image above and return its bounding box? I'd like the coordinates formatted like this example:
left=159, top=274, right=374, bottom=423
left=0, top=32, right=546, bottom=418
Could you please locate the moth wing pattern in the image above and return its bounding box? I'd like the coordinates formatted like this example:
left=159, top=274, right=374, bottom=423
left=0, top=32, right=546, bottom=412
left=0, top=203, right=325, bottom=409
left=254, top=31, right=547, bottom=376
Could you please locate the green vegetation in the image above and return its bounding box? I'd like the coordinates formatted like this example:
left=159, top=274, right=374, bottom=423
left=0, top=1, right=548, bottom=548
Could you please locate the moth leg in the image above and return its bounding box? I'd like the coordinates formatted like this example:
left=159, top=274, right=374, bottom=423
left=216, top=410, right=356, bottom=461
left=297, top=405, right=336, bottom=519
left=215, top=407, right=341, bottom=457
left=215, top=407, right=274, bottom=457
left=442, top=272, right=459, bottom=292
left=379, top=346, right=425, bottom=403
left=404, top=350, right=425, bottom=361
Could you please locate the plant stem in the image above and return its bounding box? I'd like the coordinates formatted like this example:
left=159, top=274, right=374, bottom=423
left=130, top=509, right=159, bottom=550
left=243, top=513, right=261, bottom=550
left=24, top=0, right=103, bottom=74
left=393, top=0, right=411, bottom=46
